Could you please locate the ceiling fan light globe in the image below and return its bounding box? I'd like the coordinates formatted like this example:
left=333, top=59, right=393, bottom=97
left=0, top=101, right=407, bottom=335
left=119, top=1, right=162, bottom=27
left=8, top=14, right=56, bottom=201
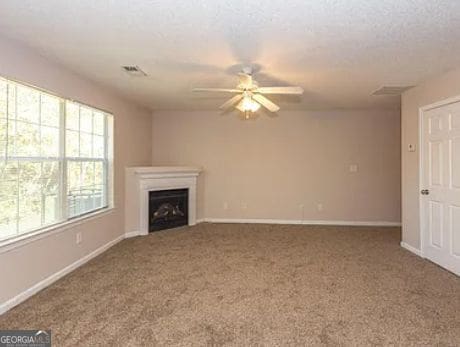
left=240, top=97, right=261, bottom=112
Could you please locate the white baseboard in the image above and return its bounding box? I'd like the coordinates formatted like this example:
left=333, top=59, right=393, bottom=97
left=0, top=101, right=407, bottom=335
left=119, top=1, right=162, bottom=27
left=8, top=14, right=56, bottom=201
left=124, top=231, right=140, bottom=238
left=0, top=234, right=125, bottom=315
left=200, top=218, right=401, bottom=227
left=400, top=241, right=423, bottom=257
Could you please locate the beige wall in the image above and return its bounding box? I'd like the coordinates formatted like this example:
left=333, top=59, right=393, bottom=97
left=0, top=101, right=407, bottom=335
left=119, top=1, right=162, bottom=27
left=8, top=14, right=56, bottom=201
left=0, top=35, right=152, bottom=306
left=401, top=67, right=460, bottom=250
left=152, top=110, right=401, bottom=224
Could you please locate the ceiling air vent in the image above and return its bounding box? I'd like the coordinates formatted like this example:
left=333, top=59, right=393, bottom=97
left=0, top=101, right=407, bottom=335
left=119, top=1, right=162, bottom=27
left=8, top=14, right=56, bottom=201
left=121, top=65, right=147, bottom=77
left=372, top=86, right=413, bottom=96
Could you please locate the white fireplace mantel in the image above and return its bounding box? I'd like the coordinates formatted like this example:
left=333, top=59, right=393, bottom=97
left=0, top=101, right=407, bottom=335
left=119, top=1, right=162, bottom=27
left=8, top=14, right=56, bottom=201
left=125, top=166, right=202, bottom=237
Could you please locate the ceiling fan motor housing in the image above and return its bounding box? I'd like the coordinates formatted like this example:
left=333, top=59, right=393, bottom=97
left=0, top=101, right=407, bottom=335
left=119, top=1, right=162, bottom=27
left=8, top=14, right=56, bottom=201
left=242, top=66, right=253, bottom=75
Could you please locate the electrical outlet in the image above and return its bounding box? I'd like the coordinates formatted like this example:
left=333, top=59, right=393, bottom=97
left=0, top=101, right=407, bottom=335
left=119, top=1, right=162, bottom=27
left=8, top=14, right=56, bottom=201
left=317, top=203, right=324, bottom=212
left=408, top=144, right=416, bottom=152
left=76, top=232, right=82, bottom=244
left=223, top=202, right=229, bottom=210
left=349, top=164, right=359, bottom=173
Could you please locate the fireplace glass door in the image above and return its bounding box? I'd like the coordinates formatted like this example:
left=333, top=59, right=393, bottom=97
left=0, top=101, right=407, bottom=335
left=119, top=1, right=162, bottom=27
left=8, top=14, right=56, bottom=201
left=149, top=189, right=188, bottom=232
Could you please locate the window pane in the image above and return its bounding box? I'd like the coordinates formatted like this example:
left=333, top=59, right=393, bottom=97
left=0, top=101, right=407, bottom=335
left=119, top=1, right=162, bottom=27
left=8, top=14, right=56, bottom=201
left=82, top=161, right=95, bottom=210
left=15, top=121, right=40, bottom=157
left=66, top=130, right=79, bottom=157
left=0, top=139, right=63, bottom=240
left=7, top=121, right=16, bottom=156
left=41, top=126, right=59, bottom=157
left=94, top=161, right=103, bottom=186
left=17, top=85, right=39, bottom=124
left=93, top=112, right=104, bottom=135
left=94, top=161, right=105, bottom=208
left=93, top=135, right=104, bottom=158
left=0, top=181, right=17, bottom=202
left=0, top=161, right=19, bottom=239
left=67, top=161, right=81, bottom=191
left=44, top=194, right=58, bottom=224
left=0, top=79, right=6, bottom=119
left=7, top=84, right=16, bottom=119
left=0, top=168, right=18, bottom=201
left=66, top=102, right=79, bottom=130
left=42, top=161, right=59, bottom=224
left=82, top=161, right=94, bottom=187
left=0, top=119, right=6, bottom=157
left=67, top=161, right=81, bottom=217
left=41, top=94, right=60, bottom=127
left=80, top=132, right=92, bottom=157
left=80, top=107, right=92, bottom=133
left=67, top=160, right=105, bottom=217
left=42, top=161, right=60, bottom=194
left=18, top=161, right=42, bottom=233
left=0, top=199, right=17, bottom=240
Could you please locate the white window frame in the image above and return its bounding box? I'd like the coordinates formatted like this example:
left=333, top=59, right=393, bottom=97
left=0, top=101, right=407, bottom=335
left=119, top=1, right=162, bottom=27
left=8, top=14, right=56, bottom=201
left=0, top=77, right=114, bottom=248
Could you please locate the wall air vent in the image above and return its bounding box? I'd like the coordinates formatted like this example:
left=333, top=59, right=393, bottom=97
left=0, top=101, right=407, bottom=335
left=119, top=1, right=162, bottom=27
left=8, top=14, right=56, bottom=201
left=372, top=86, right=413, bottom=96
left=121, top=65, right=147, bottom=77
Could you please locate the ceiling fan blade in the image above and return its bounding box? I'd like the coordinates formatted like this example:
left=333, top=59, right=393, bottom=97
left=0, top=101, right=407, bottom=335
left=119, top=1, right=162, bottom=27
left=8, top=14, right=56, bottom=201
left=192, top=88, right=241, bottom=93
left=252, top=94, right=280, bottom=112
left=238, top=73, right=253, bottom=88
left=219, top=94, right=243, bottom=110
left=256, top=86, right=304, bottom=95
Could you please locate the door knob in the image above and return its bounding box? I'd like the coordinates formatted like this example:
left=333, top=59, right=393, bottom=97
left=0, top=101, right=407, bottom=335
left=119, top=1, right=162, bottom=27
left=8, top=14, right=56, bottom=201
left=421, top=189, right=430, bottom=195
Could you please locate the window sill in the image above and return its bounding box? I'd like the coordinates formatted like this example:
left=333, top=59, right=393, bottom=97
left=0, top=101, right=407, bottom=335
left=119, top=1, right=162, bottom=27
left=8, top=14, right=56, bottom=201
left=0, top=207, right=116, bottom=254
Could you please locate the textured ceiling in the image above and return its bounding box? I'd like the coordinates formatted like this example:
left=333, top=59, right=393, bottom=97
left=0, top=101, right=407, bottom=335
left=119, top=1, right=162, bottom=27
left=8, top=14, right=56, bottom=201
left=1, top=0, right=460, bottom=111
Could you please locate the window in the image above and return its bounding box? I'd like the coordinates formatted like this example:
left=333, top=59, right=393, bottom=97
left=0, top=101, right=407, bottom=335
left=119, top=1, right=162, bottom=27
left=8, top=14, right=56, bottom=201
left=0, top=77, right=113, bottom=242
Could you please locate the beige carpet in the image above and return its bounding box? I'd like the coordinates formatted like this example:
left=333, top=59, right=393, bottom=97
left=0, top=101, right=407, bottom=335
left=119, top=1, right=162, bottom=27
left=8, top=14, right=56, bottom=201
left=1, top=223, right=459, bottom=346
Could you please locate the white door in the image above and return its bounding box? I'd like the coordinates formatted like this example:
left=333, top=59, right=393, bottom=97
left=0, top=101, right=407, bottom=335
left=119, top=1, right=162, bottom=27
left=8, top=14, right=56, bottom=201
left=422, top=100, right=460, bottom=276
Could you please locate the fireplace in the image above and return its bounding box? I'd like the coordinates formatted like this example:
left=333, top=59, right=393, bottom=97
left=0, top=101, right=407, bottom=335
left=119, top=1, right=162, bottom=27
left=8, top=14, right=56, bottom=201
left=125, top=166, right=201, bottom=236
left=149, top=188, right=189, bottom=232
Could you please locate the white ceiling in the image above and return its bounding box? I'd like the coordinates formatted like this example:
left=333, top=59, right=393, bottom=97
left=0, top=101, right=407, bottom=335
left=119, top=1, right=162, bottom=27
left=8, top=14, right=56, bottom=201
left=1, top=0, right=460, bottom=111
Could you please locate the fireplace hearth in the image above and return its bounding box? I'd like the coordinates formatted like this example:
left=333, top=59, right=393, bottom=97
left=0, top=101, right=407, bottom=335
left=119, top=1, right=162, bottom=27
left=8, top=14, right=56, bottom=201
left=149, top=189, right=188, bottom=232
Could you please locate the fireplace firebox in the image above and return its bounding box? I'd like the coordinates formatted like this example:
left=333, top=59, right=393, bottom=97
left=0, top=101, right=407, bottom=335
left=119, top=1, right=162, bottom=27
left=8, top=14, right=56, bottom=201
left=149, top=189, right=188, bottom=232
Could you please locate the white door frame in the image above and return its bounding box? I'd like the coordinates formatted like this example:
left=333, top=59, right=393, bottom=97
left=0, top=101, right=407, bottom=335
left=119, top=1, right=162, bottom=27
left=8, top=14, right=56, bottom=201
left=419, top=94, right=460, bottom=257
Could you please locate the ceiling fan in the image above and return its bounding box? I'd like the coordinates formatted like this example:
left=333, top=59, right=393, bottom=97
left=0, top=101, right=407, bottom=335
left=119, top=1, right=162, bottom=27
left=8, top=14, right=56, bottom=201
left=192, top=67, right=304, bottom=118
